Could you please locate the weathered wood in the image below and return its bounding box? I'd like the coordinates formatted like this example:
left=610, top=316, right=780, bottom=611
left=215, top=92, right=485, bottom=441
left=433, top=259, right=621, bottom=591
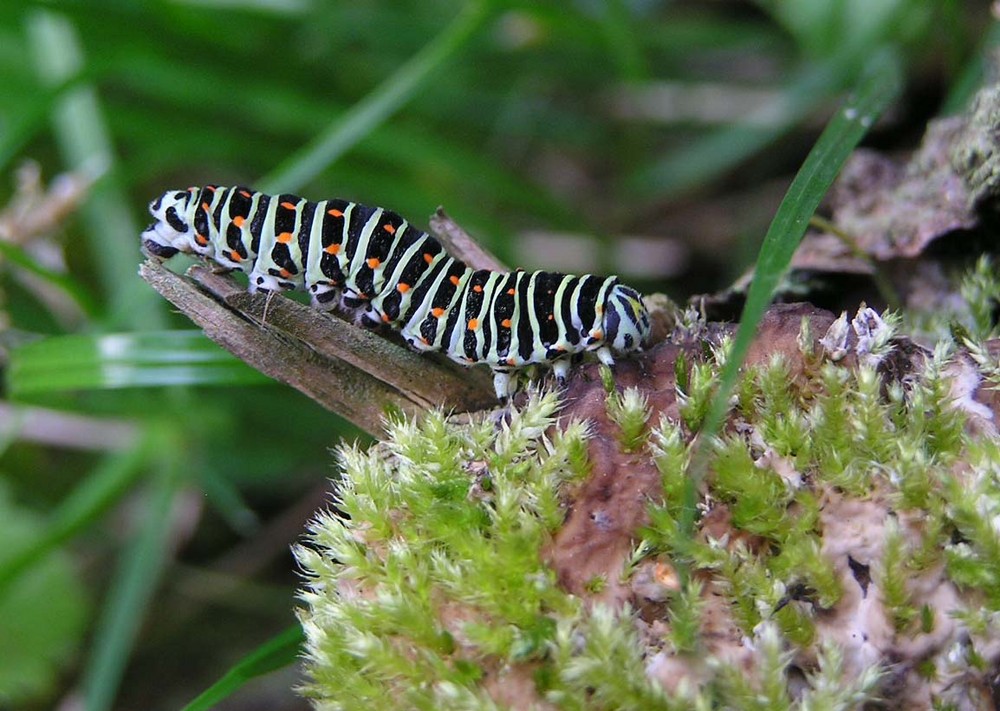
left=140, top=259, right=496, bottom=437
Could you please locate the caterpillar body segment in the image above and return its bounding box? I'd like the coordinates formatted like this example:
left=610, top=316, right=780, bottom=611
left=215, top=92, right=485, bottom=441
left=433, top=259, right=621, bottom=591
left=141, top=185, right=652, bottom=400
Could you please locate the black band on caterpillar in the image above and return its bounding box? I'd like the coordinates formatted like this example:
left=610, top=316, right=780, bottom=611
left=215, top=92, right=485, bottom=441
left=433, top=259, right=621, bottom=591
left=141, top=185, right=652, bottom=399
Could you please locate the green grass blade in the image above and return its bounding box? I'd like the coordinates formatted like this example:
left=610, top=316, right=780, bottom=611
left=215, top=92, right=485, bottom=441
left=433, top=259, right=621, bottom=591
left=680, top=47, right=904, bottom=535
left=26, top=9, right=163, bottom=331
left=7, top=331, right=272, bottom=395
left=0, top=240, right=100, bottom=318
left=260, top=0, right=499, bottom=192
left=600, top=0, right=649, bottom=82
left=82, top=454, right=184, bottom=711
left=0, top=77, right=73, bottom=175
left=180, top=625, right=305, bottom=711
left=0, top=432, right=152, bottom=597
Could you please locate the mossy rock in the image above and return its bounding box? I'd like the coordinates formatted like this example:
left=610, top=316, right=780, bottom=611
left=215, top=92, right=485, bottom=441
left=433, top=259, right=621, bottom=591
left=296, top=302, right=1000, bottom=710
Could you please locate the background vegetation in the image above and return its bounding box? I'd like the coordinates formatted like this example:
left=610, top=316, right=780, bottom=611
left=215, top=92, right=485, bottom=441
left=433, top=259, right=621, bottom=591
left=0, top=1, right=994, bottom=709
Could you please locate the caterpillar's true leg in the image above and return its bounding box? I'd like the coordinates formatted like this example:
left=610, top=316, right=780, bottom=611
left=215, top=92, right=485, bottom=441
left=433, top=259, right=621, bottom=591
left=310, top=283, right=341, bottom=311
left=492, top=370, right=514, bottom=401
left=552, top=358, right=571, bottom=387
left=596, top=346, right=615, bottom=367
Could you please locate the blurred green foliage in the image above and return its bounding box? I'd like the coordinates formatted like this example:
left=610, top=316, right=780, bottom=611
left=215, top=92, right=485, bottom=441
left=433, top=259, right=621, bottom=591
left=0, top=0, right=992, bottom=709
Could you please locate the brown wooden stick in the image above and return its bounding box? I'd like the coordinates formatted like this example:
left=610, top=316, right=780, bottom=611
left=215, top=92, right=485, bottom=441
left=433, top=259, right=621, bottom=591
left=140, top=259, right=495, bottom=437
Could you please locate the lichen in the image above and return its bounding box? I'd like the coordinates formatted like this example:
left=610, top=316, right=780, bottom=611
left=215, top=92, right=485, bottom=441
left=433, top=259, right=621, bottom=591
left=297, top=274, right=1000, bottom=709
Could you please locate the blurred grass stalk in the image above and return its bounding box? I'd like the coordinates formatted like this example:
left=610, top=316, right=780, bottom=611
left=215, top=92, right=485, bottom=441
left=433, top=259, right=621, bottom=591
left=8, top=330, right=273, bottom=394
left=81, top=448, right=186, bottom=711
left=25, top=16, right=185, bottom=710
left=27, top=9, right=162, bottom=331
left=0, top=431, right=152, bottom=598
left=261, top=0, right=500, bottom=192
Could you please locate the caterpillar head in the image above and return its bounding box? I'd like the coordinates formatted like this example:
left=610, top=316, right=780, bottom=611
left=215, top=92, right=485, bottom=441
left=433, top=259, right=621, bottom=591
left=603, top=282, right=651, bottom=354
left=140, top=188, right=200, bottom=260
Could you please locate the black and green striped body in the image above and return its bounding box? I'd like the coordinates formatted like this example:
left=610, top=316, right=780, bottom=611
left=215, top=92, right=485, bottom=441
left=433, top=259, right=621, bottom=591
left=141, top=185, right=652, bottom=399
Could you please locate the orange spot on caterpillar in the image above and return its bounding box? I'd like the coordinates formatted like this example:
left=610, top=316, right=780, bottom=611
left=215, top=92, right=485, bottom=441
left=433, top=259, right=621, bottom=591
left=277, top=232, right=293, bottom=244
left=202, top=202, right=210, bottom=212
left=591, top=329, right=603, bottom=340
left=327, top=208, right=343, bottom=218
left=228, top=251, right=243, bottom=263
left=450, top=275, right=460, bottom=286
left=473, top=285, right=483, bottom=293
left=431, top=307, right=445, bottom=318
left=421, top=336, right=430, bottom=345
left=548, top=314, right=554, bottom=321
left=233, top=215, right=245, bottom=228
left=239, top=189, right=251, bottom=198
left=279, top=268, right=291, bottom=278
left=507, top=357, right=516, bottom=366
left=501, top=318, right=512, bottom=328
left=280, top=201, right=296, bottom=210
left=397, top=283, right=410, bottom=293
left=382, top=313, right=391, bottom=323
left=205, top=186, right=217, bottom=192
left=383, top=223, right=396, bottom=234
left=423, top=253, right=434, bottom=264
left=324, top=244, right=340, bottom=255
left=467, top=318, right=479, bottom=330
left=195, top=233, right=208, bottom=246
left=507, top=288, right=516, bottom=295
left=367, top=257, right=381, bottom=269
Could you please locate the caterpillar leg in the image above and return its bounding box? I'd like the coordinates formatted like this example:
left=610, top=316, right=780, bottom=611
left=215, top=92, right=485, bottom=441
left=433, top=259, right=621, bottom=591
left=596, top=346, right=615, bottom=367
left=552, top=358, right=571, bottom=387
left=249, top=271, right=298, bottom=294
left=309, top=283, right=341, bottom=311
left=492, top=370, right=515, bottom=401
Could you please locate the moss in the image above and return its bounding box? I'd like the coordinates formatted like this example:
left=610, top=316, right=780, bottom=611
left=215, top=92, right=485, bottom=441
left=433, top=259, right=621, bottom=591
left=675, top=339, right=727, bottom=432
left=297, top=392, right=583, bottom=708
left=666, top=579, right=703, bottom=654
left=606, top=387, right=652, bottom=453
left=876, top=517, right=918, bottom=632
left=297, top=285, right=1000, bottom=708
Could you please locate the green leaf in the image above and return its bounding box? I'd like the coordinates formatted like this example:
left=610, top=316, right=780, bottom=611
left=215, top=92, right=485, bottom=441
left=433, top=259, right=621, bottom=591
left=180, top=625, right=305, bottom=711
left=7, top=330, right=272, bottom=395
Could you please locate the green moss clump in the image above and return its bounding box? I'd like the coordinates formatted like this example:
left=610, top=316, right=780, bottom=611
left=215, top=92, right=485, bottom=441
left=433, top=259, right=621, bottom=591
left=296, top=391, right=584, bottom=709
left=297, top=288, right=1000, bottom=709
left=606, top=386, right=652, bottom=453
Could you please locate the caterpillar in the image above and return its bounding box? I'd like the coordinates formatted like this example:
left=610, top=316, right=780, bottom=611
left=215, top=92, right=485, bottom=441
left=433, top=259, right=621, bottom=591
left=141, top=185, right=651, bottom=400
